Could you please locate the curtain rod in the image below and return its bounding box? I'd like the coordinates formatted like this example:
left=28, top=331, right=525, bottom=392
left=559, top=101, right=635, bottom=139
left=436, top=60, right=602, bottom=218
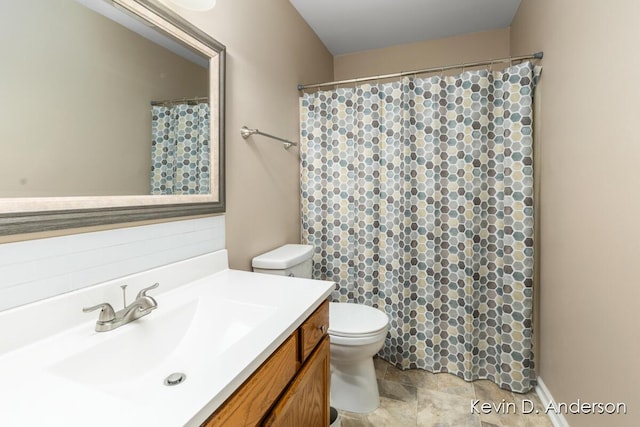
left=150, top=96, right=209, bottom=106
left=297, top=51, right=543, bottom=91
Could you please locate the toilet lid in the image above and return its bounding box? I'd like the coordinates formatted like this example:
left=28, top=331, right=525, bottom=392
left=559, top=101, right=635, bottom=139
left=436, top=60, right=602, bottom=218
left=329, top=302, right=389, bottom=337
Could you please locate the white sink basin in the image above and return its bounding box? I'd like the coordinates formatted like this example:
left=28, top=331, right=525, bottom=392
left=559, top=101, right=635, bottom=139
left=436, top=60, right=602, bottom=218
left=50, top=300, right=198, bottom=385
left=0, top=250, right=334, bottom=427
left=50, top=297, right=275, bottom=388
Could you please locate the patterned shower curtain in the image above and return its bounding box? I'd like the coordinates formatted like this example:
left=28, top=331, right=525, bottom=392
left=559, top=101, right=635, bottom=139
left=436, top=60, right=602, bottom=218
left=300, top=62, right=541, bottom=392
left=150, top=103, right=210, bottom=194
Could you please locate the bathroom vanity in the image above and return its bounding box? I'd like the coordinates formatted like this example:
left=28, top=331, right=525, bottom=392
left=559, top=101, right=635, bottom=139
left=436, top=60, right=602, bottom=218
left=0, top=250, right=334, bottom=426
left=204, top=301, right=329, bottom=426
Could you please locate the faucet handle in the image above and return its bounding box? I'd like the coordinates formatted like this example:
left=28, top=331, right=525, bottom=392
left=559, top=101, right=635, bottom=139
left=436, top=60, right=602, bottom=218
left=136, top=282, right=159, bottom=299
left=82, top=303, right=116, bottom=322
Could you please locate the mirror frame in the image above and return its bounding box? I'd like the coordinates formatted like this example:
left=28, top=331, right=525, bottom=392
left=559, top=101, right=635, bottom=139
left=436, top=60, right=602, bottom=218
left=0, top=0, right=225, bottom=236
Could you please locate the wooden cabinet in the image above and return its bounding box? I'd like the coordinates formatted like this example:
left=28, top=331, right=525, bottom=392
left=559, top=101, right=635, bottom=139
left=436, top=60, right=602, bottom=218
left=203, top=335, right=299, bottom=427
left=299, top=301, right=329, bottom=362
left=263, top=336, right=330, bottom=427
left=202, top=300, right=330, bottom=427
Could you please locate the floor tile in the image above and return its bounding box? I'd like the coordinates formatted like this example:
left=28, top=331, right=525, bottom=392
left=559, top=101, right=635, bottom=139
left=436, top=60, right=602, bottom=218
left=336, top=368, right=553, bottom=427
left=472, top=380, right=524, bottom=426
left=385, top=365, right=438, bottom=390
left=522, top=417, right=554, bottom=427
left=378, top=378, right=418, bottom=403
left=477, top=414, right=526, bottom=427
left=473, top=380, right=517, bottom=417
left=435, top=373, right=476, bottom=399
left=473, top=380, right=516, bottom=403
left=340, top=413, right=375, bottom=427
left=513, top=391, right=554, bottom=427
left=341, top=395, right=417, bottom=427
left=417, top=388, right=482, bottom=427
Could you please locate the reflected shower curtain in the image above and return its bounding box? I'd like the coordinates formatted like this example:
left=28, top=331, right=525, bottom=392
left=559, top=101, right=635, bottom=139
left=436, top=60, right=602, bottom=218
left=150, top=103, right=210, bottom=195
left=300, top=62, right=541, bottom=392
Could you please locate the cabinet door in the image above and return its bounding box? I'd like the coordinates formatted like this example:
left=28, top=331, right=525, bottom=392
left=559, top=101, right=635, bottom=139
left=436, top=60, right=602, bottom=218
left=204, top=334, right=299, bottom=427
left=263, top=336, right=330, bottom=427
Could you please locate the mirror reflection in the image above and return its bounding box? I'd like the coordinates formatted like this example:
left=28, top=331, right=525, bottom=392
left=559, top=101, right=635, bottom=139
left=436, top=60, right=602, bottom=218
left=0, top=0, right=211, bottom=197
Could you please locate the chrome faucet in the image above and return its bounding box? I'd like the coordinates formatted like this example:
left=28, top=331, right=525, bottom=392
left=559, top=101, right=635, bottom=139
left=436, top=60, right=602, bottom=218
left=83, top=283, right=159, bottom=332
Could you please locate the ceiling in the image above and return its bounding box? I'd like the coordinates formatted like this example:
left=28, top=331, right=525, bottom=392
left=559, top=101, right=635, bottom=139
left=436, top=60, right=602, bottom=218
left=289, top=0, right=521, bottom=56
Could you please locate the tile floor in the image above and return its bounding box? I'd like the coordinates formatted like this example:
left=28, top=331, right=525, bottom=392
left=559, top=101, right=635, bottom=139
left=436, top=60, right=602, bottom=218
left=337, top=358, right=554, bottom=427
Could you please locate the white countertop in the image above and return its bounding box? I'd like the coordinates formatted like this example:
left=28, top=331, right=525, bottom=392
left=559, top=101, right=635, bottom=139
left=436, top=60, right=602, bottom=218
left=0, top=250, right=334, bottom=427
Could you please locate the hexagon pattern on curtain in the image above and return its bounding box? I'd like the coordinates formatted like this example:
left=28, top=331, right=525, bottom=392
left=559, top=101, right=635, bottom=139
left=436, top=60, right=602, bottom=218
left=150, top=103, right=210, bottom=195
left=300, top=62, right=541, bottom=392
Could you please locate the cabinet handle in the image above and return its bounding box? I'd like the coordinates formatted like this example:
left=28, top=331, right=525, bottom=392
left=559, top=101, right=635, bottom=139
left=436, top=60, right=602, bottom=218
left=319, top=325, right=328, bottom=334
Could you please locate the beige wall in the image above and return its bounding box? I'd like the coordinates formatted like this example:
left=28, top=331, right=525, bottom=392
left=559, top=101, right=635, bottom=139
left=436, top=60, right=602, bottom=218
left=334, top=28, right=509, bottom=80
left=511, top=1, right=640, bottom=425
left=0, top=0, right=208, bottom=197
left=181, top=0, right=333, bottom=270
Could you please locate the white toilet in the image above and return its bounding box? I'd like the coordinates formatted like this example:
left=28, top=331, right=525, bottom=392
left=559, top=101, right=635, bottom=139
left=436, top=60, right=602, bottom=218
left=252, top=244, right=390, bottom=413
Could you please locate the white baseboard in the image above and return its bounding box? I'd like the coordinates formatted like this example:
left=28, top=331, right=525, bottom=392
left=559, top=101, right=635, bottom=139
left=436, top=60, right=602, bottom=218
left=535, top=377, right=570, bottom=427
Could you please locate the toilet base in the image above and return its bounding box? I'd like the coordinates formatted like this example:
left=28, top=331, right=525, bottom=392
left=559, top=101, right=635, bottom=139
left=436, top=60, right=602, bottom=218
left=330, top=357, right=380, bottom=413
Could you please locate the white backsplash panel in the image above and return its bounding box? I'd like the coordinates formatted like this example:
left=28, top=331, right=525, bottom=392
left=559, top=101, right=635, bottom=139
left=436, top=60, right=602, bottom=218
left=0, top=216, right=225, bottom=312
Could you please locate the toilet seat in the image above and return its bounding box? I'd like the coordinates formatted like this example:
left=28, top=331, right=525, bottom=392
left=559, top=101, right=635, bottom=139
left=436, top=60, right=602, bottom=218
left=329, top=302, right=389, bottom=339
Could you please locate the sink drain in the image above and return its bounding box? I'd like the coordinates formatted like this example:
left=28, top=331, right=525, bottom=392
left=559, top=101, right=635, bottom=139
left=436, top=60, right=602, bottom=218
left=164, top=372, right=187, bottom=386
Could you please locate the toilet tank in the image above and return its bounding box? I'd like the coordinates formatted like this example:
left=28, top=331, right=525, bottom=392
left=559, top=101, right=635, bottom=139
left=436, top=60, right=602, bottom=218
left=252, top=244, right=314, bottom=278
